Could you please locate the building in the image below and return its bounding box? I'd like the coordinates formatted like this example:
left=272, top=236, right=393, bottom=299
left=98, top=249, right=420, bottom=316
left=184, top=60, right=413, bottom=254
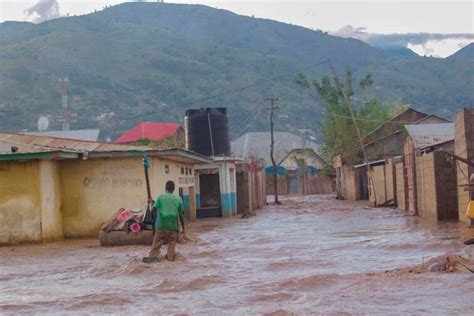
left=0, top=132, right=211, bottom=245
left=364, top=108, right=449, bottom=160
left=454, top=108, right=474, bottom=225
left=399, top=123, right=455, bottom=213
left=115, top=122, right=182, bottom=144
left=232, top=132, right=332, bottom=195
left=336, top=108, right=450, bottom=202
left=194, top=157, right=241, bottom=218
left=232, top=132, right=323, bottom=166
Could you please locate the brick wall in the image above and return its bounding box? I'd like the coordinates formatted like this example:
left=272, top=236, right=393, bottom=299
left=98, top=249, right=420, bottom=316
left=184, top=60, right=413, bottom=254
left=395, top=161, right=406, bottom=210
left=434, top=152, right=458, bottom=221
left=415, top=153, right=437, bottom=220
left=415, top=152, right=458, bottom=221
left=454, top=108, right=474, bottom=225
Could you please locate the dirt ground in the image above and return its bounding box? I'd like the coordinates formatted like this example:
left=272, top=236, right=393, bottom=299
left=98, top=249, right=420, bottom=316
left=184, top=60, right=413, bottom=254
left=1, top=194, right=474, bottom=314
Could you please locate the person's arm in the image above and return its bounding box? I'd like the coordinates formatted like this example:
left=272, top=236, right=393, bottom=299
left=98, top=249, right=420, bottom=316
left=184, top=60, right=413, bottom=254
left=178, top=202, right=185, bottom=234
left=179, top=213, right=186, bottom=235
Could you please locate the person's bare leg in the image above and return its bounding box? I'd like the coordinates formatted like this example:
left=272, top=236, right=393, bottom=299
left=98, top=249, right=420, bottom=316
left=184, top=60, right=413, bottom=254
left=166, top=231, right=178, bottom=261
left=148, top=230, right=166, bottom=258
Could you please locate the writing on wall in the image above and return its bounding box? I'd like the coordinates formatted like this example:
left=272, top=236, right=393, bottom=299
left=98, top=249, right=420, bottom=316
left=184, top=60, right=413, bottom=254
left=83, top=177, right=143, bottom=188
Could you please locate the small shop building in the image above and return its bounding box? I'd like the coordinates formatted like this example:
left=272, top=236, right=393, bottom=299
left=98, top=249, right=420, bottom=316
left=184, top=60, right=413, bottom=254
left=0, top=132, right=211, bottom=245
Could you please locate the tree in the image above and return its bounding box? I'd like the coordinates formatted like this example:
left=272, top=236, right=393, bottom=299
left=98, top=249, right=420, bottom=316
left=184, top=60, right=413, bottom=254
left=297, top=66, right=391, bottom=163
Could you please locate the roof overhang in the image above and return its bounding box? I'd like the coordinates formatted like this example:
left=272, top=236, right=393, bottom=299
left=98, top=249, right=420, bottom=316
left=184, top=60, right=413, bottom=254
left=0, top=151, right=79, bottom=161
left=87, top=149, right=212, bottom=164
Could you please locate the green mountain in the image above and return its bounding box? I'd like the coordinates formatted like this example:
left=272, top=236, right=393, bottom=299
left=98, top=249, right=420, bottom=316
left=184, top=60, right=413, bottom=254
left=0, top=2, right=472, bottom=141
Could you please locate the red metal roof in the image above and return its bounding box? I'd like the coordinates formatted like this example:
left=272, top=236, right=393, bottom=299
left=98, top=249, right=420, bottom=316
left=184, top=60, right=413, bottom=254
left=115, top=122, right=181, bottom=144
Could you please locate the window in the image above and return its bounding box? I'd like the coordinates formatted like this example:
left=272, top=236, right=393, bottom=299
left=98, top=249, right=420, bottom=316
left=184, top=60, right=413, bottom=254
left=181, top=167, right=184, bottom=175
left=165, top=165, right=169, bottom=174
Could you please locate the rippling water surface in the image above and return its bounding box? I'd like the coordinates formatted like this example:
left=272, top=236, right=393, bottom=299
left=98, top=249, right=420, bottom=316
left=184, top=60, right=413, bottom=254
left=1, top=195, right=474, bottom=314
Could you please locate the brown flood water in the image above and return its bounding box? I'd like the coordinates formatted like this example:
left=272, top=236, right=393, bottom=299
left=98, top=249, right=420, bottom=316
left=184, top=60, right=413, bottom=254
left=1, top=195, right=474, bottom=314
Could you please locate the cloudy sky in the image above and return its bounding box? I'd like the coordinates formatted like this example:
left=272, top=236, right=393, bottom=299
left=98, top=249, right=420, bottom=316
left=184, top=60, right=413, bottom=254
left=1, top=0, right=473, bottom=57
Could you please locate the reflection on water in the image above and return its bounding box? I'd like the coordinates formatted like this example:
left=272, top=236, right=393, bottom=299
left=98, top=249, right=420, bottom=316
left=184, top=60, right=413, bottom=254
left=1, top=195, right=473, bottom=314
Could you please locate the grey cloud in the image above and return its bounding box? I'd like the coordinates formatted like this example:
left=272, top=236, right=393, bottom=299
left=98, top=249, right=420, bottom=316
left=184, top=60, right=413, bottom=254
left=331, top=25, right=474, bottom=48
left=24, top=0, right=61, bottom=23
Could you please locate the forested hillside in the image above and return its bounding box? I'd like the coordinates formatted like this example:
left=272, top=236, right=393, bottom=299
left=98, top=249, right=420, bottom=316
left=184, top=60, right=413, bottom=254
left=0, top=2, right=472, bottom=140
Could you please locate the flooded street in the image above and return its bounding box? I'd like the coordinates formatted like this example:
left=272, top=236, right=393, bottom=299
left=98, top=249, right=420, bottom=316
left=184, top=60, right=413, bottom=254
left=1, top=195, right=474, bottom=314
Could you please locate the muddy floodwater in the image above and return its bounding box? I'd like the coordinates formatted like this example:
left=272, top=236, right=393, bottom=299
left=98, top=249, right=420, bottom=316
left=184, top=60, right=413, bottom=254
left=1, top=195, right=474, bottom=314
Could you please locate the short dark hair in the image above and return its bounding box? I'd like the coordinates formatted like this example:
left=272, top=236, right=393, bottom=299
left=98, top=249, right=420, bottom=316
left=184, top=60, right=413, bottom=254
left=165, top=180, right=175, bottom=192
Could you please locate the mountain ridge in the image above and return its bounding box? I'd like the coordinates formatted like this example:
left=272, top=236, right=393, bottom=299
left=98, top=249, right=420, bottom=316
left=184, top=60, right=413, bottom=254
left=0, top=2, right=472, bottom=140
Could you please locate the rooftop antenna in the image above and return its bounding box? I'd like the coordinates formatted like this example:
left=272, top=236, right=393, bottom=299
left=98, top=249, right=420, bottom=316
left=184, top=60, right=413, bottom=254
left=37, top=116, right=49, bottom=132
left=59, top=77, right=70, bottom=131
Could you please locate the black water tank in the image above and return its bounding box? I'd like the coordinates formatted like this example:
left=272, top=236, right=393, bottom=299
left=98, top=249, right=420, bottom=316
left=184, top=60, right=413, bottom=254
left=186, top=107, right=230, bottom=157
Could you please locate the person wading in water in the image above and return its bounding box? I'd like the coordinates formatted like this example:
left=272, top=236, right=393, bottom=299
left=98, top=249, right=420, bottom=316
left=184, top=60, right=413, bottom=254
left=143, top=180, right=185, bottom=263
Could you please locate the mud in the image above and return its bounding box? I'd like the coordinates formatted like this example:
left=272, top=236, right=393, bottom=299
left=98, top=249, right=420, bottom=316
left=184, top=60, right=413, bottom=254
left=1, top=194, right=474, bottom=314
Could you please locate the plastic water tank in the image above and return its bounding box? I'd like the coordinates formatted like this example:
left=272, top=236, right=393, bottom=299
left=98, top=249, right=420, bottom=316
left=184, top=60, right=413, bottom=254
left=185, top=107, right=230, bottom=157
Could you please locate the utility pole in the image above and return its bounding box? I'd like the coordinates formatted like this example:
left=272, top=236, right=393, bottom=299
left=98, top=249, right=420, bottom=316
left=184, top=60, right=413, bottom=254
left=266, top=97, right=281, bottom=205
left=327, top=59, right=377, bottom=205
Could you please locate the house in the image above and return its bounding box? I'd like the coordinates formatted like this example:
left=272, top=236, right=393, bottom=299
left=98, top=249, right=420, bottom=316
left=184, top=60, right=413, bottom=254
left=336, top=107, right=450, bottom=202
left=397, top=123, right=455, bottom=216
left=115, top=122, right=182, bottom=144
left=232, top=132, right=332, bottom=195
left=0, top=132, right=211, bottom=245
left=364, top=108, right=449, bottom=161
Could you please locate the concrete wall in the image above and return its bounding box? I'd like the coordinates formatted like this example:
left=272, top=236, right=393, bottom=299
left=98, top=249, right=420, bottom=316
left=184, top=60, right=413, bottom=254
left=60, top=157, right=148, bottom=237
left=455, top=108, right=474, bottom=225
left=0, top=161, right=41, bottom=244
left=237, top=169, right=266, bottom=214
left=415, top=152, right=458, bottom=221
left=297, top=174, right=334, bottom=195
left=61, top=157, right=197, bottom=238
left=344, top=165, right=358, bottom=201
left=395, top=161, right=406, bottom=210
left=39, top=160, right=63, bottom=241
left=415, top=153, right=437, bottom=220
left=434, top=152, right=458, bottom=221
left=266, top=174, right=289, bottom=196
left=1, top=156, right=199, bottom=243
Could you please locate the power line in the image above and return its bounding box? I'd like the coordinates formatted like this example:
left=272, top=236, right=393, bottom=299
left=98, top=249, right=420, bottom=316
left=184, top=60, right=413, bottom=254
left=231, top=104, right=267, bottom=140
left=120, top=59, right=329, bottom=122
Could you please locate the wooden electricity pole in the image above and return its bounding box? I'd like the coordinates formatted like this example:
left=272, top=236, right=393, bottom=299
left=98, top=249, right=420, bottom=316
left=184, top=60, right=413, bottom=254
left=327, top=59, right=378, bottom=205
left=266, top=97, right=281, bottom=205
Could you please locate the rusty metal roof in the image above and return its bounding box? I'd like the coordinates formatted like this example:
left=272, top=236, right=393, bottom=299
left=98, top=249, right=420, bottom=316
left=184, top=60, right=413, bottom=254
left=0, top=132, right=212, bottom=164
left=405, top=123, right=455, bottom=149
left=0, top=132, right=150, bottom=155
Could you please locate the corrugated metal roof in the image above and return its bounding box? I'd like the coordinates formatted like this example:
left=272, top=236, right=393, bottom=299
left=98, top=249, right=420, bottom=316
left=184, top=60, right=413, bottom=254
left=405, top=123, right=455, bottom=149
left=25, top=129, right=101, bottom=141
left=115, top=122, right=180, bottom=143
left=0, top=132, right=150, bottom=155
left=231, top=132, right=323, bottom=165
left=0, top=132, right=213, bottom=164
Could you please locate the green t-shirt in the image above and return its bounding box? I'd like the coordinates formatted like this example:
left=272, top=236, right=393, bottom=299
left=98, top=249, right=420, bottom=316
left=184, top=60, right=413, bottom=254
left=154, top=193, right=183, bottom=231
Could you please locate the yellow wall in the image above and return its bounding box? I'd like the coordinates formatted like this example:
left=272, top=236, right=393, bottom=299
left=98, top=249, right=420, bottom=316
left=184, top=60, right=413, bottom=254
left=39, top=160, right=63, bottom=241
left=0, top=161, right=42, bottom=244
left=0, top=155, right=198, bottom=243
left=60, top=157, right=148, bottom=237
left=60, top=156, right=196, bottom=238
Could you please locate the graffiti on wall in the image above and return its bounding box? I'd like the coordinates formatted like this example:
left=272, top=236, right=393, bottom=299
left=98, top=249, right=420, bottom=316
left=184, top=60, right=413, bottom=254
left=83, top=177, right=143, bottom=188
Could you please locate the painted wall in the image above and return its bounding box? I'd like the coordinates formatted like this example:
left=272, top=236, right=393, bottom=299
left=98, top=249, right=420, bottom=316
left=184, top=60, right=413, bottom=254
left=61, top=157, right=197, bottom=238
left=0, top=161, right=42, bottom=244
left=0, top=156, right=198, bottom=244
left=39, top=160, right=63, bottom=241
